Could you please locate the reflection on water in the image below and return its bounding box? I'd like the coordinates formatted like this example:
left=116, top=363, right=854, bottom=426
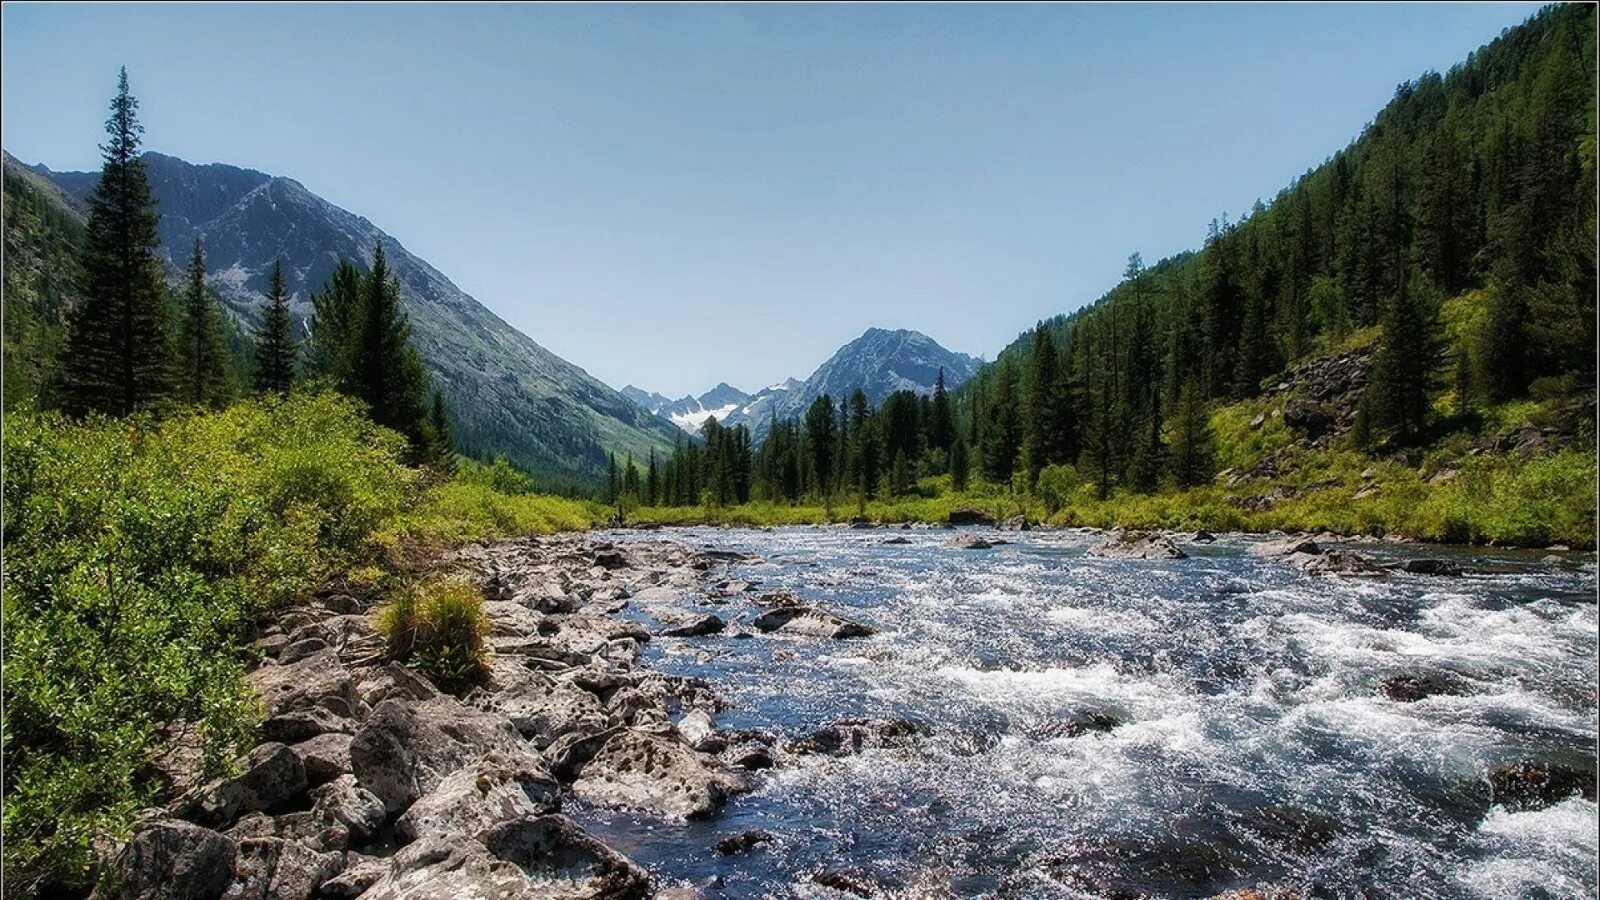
left=579, top=527, right=1597, bottom=899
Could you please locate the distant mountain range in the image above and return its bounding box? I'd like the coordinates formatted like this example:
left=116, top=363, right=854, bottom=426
left=8, top=150, right=682, bottom=487
left=624, top=327, right=981, bottom=440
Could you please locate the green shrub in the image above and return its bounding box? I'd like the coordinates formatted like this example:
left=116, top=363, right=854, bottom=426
left=374, top=576, right=491, bottom=690
left=1, top=392, right=412, bottom=897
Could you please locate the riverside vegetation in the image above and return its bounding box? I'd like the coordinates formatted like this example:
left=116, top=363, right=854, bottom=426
left=1, top=5, right=1595, bottom=897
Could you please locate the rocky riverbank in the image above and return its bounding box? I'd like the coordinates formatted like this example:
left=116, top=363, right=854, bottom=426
left=96, top=533, right=891, bottom=900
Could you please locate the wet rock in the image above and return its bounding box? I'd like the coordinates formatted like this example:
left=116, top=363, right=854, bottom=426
left=752, top=589, right=808, bottom=608
left=812, top=870, right=878, bottom=897
left=354, top=838, right=527, bottom=899
left=479, top=815, right=651, bottom=899
left=308, top=775, right=386, bottom=844
left=660, top=613, right=726, bottom=638
left=547, top=726, right=625, bottom=781
left=1056, top=709, right=1125, bottom=737
left=224, top=836, right=343, bottom=900
left=787, top=718, right=928, bottom=756
left=571, top=729, right=745, bottom=819
left=289, top=732, right=352, bottom=786
left=676, top=708, right=716, bottom=750
left=484, top=670, right=609, bottom=750
left=349, top=696, right=534, bottom=813
left=1486, top=761, right=1598, bottom=811
left=1291, top=550, right=1385, bottom=577
left=396, top=752, right=560, bottom=843
left=1231, top=804, right=1339, bottom=853
left=726, top=745, right=775, bottom=771
left=187, top=742, right=308, bottom=826
left=946, top=533, right=998, bottom=550
left=1382, top=672, right=1469, bottom=702
left=948, top=508, right=997, bottom=527
left=1089, top=530, right=1187, bottom=560
left=1192, top=530, right=1218, bottom=543
left=1400, top=558, right=1463, bottom=576
left=715, top=829, right=775, bottom=856
left=98, top=819, right=236, bottom=900
left=1251, top=536, right=1321, bottom=557
left=1211, top=889, right=1303, bottom=900
left=998, top=515, right=1032, bottom=531
left=881, top=536, right=912, bottom=545
left=592, top=549, right=630, bottom=570
left=751, top=605, right=876, bottom=639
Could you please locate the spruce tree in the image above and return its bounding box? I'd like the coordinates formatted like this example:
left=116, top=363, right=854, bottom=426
left=950, top=435, right=971, bottom=493
left=1168, top=382, right=1214, bottom=488
left=928, top=368, right=954, bottom=453
left=422, top=390, right=455, bottom=468
left=1366, top=273, right=1440, bottom=443
left=350, top=244, right=430, bottom=450
left=306, top=258, right=364, bottom=385
left=803, top=395, right=837, bottom=499
left=252, top=259, right=298, bottom=394
left=62, top=67, right=174, bottom=416
left=1021, top=326, right=1058, bottom=487
left=176, top=236, right=232, bottom=408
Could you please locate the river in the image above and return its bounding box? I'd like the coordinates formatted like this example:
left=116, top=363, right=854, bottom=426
left=574, top=526, right=1597, bottom=899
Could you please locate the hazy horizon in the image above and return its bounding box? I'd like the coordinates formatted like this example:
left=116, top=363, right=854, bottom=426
left=2, top=3, right=1544, bottom=396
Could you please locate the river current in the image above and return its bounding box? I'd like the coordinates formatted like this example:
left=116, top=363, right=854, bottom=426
left=575, top=527, right=1597, bottom=899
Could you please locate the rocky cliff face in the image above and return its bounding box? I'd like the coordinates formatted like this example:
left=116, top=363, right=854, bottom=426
left=22, top=150, right=683, bottom=486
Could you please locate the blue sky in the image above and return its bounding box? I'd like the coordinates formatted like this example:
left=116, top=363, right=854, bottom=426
left=2, top=3, right=1544, bottom=397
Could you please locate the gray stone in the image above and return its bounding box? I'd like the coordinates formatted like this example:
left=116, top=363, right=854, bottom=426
left=349, top=696, right=532, bottom=813
left=750, top=606, right=875, bottom=639
left=189, top=743, right=307, bottom=826
left=289, top=732, right=352, bottom=786
left=222, top=836, right=343, bottom=900
left=308, top=775, right=386, bottom=844
left=97, top=819, right=235, bottom=900
left=572, top=729, right=745, bottom=819
left=396, top=752, right=560, bottom=843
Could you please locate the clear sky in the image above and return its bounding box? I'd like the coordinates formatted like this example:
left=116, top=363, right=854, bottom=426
left=2, top=3, right=1544, bottom=397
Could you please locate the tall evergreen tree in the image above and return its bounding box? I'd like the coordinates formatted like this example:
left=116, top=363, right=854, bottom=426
left=350, top=244, right=430, bottom=451
left=176, top=236, right=231, bottom=408
left=1168, top=382, right=1214, bottom=489
left=927, top=368, right=954, bottom=454
left=252, top=259, right=297, bottom=394
left=1020, top=326, right=1058, bottom=487
left=62, top=67, right=174, bottom=416
left=803, top=394, right=838, bottom=498
left=305, top=258, right=364, bottom=385
left=1366, top=273, right=1441, bottom=443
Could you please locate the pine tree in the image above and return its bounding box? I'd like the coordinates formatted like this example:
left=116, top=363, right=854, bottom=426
left=350, top=244, right=430, bottom=451
left=176, top=236, right=231, bottom=408
left=950, top=435, right=971, bottom=493
left=605, top=452, right=620, bottom=505
left=305, top=258, right=364, bottom=385
left=1366, top=273, right=1441, bottom=443
left=252, top=259, right=297, bottom=394
left=1020, top=326, right=1058, bottom=487
left=646, top=448, right=660, bottom=506
left=422, top=390, right=455, bottom=468
left=803, top=394, right=837, bottom=499
left=928, top=368, right=954, bottom=453
left=1168, top=382, right=1214, bottom=488
left=62, top=67, right=174, bottom=416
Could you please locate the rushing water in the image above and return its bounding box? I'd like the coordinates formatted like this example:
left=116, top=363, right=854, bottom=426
left=576, top=527, right=1597, bottom=900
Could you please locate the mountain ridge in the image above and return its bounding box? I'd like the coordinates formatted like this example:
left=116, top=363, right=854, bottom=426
left=13, top=149, right=684, bottom=487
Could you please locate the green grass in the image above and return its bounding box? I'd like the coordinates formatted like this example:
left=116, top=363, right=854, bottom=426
left=374, top=575, right=492, bottom=692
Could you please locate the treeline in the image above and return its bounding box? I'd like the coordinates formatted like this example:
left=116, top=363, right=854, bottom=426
left=957, top=3, right=1594, bottom=497
left=607, top=371, right=967, bottom=507
left=16, top=68, right=454, bottom=464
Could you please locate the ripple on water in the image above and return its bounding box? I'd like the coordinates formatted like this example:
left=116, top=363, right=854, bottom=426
left=594, top=526, right=1597, bottom=899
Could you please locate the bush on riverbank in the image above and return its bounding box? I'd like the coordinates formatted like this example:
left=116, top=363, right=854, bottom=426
left=1, top=393, right=413, bottom=895
left=375, top=575, right=492, bottom=690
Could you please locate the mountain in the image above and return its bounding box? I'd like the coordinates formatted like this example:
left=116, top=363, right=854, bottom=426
left=627, top=328, right=980, bottom=440
left=620, top=382, right=754, bottom=433
left=14, top=150, right=684, bottom=487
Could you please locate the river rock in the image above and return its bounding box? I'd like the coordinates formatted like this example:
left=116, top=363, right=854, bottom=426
left=677, top=708, right=716, bottom=749
left=572, top=728, right=745, bottom=819
left=1382, top=671, right=1469, bottom=702
left=998, top=515, right=1032, bottom=531
left=812, top=870, right=879, bottom=897
left=354, top=663, right=439, bottom=708
left=248, top=649, right=366, bottom=731
left=881, top=536, right=912, bottom=545
left=750, top=605, right=876, bottom=639
left=1400, top=558, right=1463, bottom=576
left=349, top=696, right=534, bottom=813
left=715, top=830, right=774, bottom=856
left=225, top=836, right=344, bottom=900
left=1192, top=530, right=1218, bottom=543
left=1231, top=804, right=1339, bottom=853
left=1292, top=550, right=1385, bottom=577
left=315, top=855, right=385, bottom=899
left=787, top=718, right=928, bottom=756
left=1486, top=761, right=1598, bottom=811
left=1250, top=536, right=1321, bottom=557
left=660, top=613, right=726, bottom=637
left=946, top=533, right=998, bottom=550
left=355, top=838, right=527, bottom=900
left=396, top=752, right=560, bottom=843
left=948, top=508, right=997, bottom=527
left=98, top=819, right=236, bottom=900
left=187, top=742, right=307, bottom=826
left=480, top=815, right=651, bottom=899
left=1088, top=530, right=1187, bottom=560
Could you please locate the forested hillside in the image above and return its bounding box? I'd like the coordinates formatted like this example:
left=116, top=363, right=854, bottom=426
left=955, top=2, right=1594, bottom=501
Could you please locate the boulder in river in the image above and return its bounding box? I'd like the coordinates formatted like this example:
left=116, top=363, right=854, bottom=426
left=571, top=728, right=745, bottom=820
left=997, top=515, right=1032, bottom=531
left=1088, top=530, right=1188, bottom=560
left=1381, top=672, right=1469, bottom=702
left=1291, top=550, right=1385, bottom=577
left=715, top=829, right=775, bottom=856
left=395, top=751, right=560, bottom=843
left=946, top=533, right=999, bottom=550
left=787, top=718, right=928, bottom=756
left=948, top=508, right=997, bottom=527
left=1192, top=530, right=1218, bottom=543
left=349, top=695, right=536, bottom=813
left=1250, top=536, right=1321, bottom=557
left=1486, top=761, right=1598, bottom=811
left=659, top=613, right=726, bottom=638
left=1400, top=558, right=1463, bottom=576
left=750, top=605, right=875, bottom=639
